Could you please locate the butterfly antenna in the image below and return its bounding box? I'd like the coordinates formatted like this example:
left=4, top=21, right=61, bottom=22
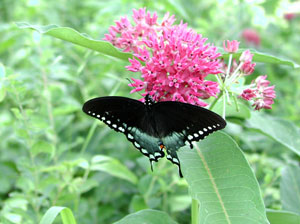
left=126, top=78, right=143, bottom=97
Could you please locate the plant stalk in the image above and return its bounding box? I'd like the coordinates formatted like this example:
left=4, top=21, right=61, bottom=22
left=191, top=198, right=199, bottom=224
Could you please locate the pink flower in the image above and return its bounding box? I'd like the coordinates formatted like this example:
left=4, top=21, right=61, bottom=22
left=240, top=89, right=256, bottom=101
left=241, top=61, right=256, bottom=75
left=105, top=8, right=222, bottom=106
left=223, top=40, right=239, bottom=53
left=239, top=50, right=253, bottom=63
left=242, top=29, right=260, bottom=46
left=240, top=75, right=276, bottom=110
left=284, top=13, right=297, bottom=21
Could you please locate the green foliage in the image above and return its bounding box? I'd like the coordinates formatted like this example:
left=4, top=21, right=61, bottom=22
left=1, top=0, right=300, bottom=224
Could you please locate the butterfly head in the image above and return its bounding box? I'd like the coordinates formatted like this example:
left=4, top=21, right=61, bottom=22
left=144, top=94, right=155, bottom=106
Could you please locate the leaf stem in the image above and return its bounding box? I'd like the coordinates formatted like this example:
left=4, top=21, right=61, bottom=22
left=191, top=198, right=199, bottom=224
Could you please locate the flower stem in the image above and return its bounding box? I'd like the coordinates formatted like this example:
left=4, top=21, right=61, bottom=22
left=191, top=198, right=199, bottom=224
left=226, top=54, right=233, bottom=78
left=222, top=92, right=226, bottom=119
left=209, top=91, right=223, bottom=111
left=232, top=93, right=240, bottom=112
left=225, top=62, right=244, bottom=86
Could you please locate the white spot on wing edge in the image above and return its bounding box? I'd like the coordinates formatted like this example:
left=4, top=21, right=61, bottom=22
left=154, top=152, right=161, bottom=157
left=134, top=142, right=141, bottom=148
left=106, top=120, right=111, bottom=124
left=194, top=133, right=199, bottom=138
left=127, top=133, right=134, bottom=139
left=97, top=115, right=100, bottom=118
left=208, top=126, right=212, bottom=130
left=118, top=127, right=125, bottom=132
left=141, top=149, right=148, bottom=154
left=199, top=130, right=204, bottom=135
left=166, top=155, right=172, bottom=159
left=112, top=124, right=117, bottom=128
left=187, top=135, right=193, bottom=140
left=88, top=111, right=91, bottom=114
left=172, top=158, right=179, bottom=164
left=149, top=154, right=155, bottom=160
left=203, top=128, right=208, bottom=132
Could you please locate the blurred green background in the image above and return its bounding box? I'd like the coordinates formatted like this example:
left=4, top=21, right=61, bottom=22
left=0, top=0, right=299, bottom=223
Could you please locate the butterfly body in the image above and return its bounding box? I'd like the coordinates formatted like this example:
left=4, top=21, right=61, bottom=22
left=83, top=95, right=226, bottom=177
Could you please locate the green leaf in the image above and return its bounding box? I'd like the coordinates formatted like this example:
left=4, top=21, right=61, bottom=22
left=129, top=195, right=148, bottom=212
left=114, top=209, right=178, bottom=224
left=178, top=132, right=269, bottom=224
left=280, top=164, right=300, bottom=214
left=32, top=141, right=55, bottom=158
left=90, top=155, right=138, bottom=184
left=212, top=98, right=251, bottom=119
left=169, top=195, right=191, bottom=212
left=39, top=206, right=77, bottom=224
left=247, top=112, right=300, bottom=156
left=221, top=49, right=300, bottom=68
left=267, top=209, right=300, bottom=224
left=16, top=22, right=133, bottom=62
left=10, top=108, right=22, bottom=120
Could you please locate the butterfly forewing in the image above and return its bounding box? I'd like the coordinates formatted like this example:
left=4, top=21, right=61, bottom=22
left=153, top=101, right=226, bottom=143
left=82, top=97, right=164, bottom=163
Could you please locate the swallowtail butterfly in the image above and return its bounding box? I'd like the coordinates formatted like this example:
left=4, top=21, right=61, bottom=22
left=82, top=95, right=226, bottom=177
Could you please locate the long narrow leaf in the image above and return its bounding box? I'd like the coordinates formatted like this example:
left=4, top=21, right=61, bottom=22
left=39, top=206, right=77, bottom=224
left=16, top=22, right=133, bottom=62
left=247, top=112, right=300, bottom=156
left=221, top=49, right=299, bottom=68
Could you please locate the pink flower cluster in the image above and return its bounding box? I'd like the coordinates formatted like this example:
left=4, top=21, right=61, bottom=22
left=105, top=9, right=276, bottom=110
left=223, top=41, right=275, bottom=110
left=241, top=76, right=276, bottom=110
left=104, top=8, right=222, bottom=106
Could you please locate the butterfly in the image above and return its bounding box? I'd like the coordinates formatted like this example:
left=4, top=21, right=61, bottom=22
left=82, top=95, right=226, bottom=177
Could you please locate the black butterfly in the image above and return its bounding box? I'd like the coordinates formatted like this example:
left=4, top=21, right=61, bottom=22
left=82, top=95, right=226, bottom=177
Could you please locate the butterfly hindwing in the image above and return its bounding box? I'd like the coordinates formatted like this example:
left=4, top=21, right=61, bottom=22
left=82, top=96, right=164, bottom=164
